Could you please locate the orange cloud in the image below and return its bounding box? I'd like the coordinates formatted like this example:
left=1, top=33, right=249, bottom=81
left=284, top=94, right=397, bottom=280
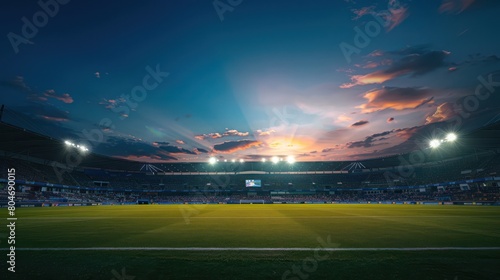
left=340, top=70, right=404, bottom=88
left=357, top=87, right=433, bottom=113
left=43, top=89, right=74, bottom=104
left=425, top=102, right=456, bottom=124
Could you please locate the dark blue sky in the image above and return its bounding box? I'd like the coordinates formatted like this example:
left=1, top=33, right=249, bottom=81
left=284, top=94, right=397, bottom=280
left=1, top=0, right=500, bottom=162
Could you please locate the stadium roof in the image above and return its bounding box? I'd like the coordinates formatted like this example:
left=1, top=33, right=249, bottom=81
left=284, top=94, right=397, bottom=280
left=0, top=122, right=143, bottom=171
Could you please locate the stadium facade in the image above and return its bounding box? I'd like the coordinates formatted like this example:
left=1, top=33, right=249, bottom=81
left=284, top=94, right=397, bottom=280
left=1, top=121, right=500, bottom=206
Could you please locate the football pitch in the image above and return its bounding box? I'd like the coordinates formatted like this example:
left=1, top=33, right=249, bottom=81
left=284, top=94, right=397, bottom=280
left=2, top=204, right=500, bottom=279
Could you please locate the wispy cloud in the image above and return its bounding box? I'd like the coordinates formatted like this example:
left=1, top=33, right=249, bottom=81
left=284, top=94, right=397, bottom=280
left=43, top=89, right=74, bottom=104
left=351, top=1, right=409, bottom=31
left=0, top=76, right=31, bottom=92
left=351, top=6, right=375, bottom=20
left=256, top=129, right=276, bottom=136
left=346, top=130, right=393, bottom=148
left=336, top=114, right=353, bottom=123
left=341, top=48, right=450, bottom=88
left=40, top=115, right=68, bottom=122
left=1, top=77, right=73, bottom=104
left=99, top=97, right=126, bottom=109
left=213, top=140, right=261, bottom=153
left=385, top=1, right=409, bottom=31
left=99, top=136, right=179, bottom=161
left=11, top=103, right=71, bottom=123
left=195, top=128, right=250, bottom=140
left=439, top=0, right=475, bottom=14
left=322, top=145, right=344, bottom=153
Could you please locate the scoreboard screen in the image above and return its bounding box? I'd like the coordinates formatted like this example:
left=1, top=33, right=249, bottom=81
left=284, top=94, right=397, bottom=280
left=245, top=179, right=262, bottom=188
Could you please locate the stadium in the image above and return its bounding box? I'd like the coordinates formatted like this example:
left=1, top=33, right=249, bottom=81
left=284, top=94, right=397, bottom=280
left=1, top=113, right=500, bottom=279
left=2, top=1, right=500, bottom=279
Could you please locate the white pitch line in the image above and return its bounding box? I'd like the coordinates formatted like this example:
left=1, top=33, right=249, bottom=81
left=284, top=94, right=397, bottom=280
left=17, top=215, right=500, bottom=219
left=4, top=247, right=500, bottom=251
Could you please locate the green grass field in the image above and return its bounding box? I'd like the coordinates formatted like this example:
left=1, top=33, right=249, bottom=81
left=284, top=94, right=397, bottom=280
left=2, top=204, right=500, bottom=279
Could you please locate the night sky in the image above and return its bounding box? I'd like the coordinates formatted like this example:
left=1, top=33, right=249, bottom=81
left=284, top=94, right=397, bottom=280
left=1, top=0, right=500, bottom=162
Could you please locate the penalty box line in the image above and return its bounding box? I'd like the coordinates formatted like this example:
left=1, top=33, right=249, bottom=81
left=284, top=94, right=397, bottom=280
left=4, top=247, right=500, bottom=251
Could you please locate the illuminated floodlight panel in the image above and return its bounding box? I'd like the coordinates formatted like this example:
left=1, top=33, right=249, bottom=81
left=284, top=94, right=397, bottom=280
left=64, top=140, right=89, bottom=152
left=429, top=139, right=441, bottom=148
left=286, top=155, right=296, bottom=164
left=208, top=157, right=217, bottom=164
left=446, top=133, right=457, bottom=142
left=271, top=156, right=279, bottom=164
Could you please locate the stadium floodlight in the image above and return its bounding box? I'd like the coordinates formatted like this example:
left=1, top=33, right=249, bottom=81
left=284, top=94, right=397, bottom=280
left=286, top=155, right=296, bottom=164
left=261, top=158, right=266, bottom=162
left=429, top=139, right=441, bottom=149
left=64, top=140, right=89, bottom=152
left=445, top=133, right=457, bottom=142
left=79, top=145, right=89, bottom=152
left=208, top=157, right=217, bottom=164
left=271, top=156, right=279, bottom=164
left=231, top=159, right=236, bottom=163
left=239, top=159, right=245, bottom=163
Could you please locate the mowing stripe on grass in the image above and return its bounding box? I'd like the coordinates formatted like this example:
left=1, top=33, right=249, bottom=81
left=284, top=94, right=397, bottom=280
left=4, top=247, right=500, bottom=251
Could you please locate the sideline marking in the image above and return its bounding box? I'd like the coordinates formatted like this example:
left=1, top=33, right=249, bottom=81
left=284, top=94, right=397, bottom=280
left=5, top=247, right=500, bottom=251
